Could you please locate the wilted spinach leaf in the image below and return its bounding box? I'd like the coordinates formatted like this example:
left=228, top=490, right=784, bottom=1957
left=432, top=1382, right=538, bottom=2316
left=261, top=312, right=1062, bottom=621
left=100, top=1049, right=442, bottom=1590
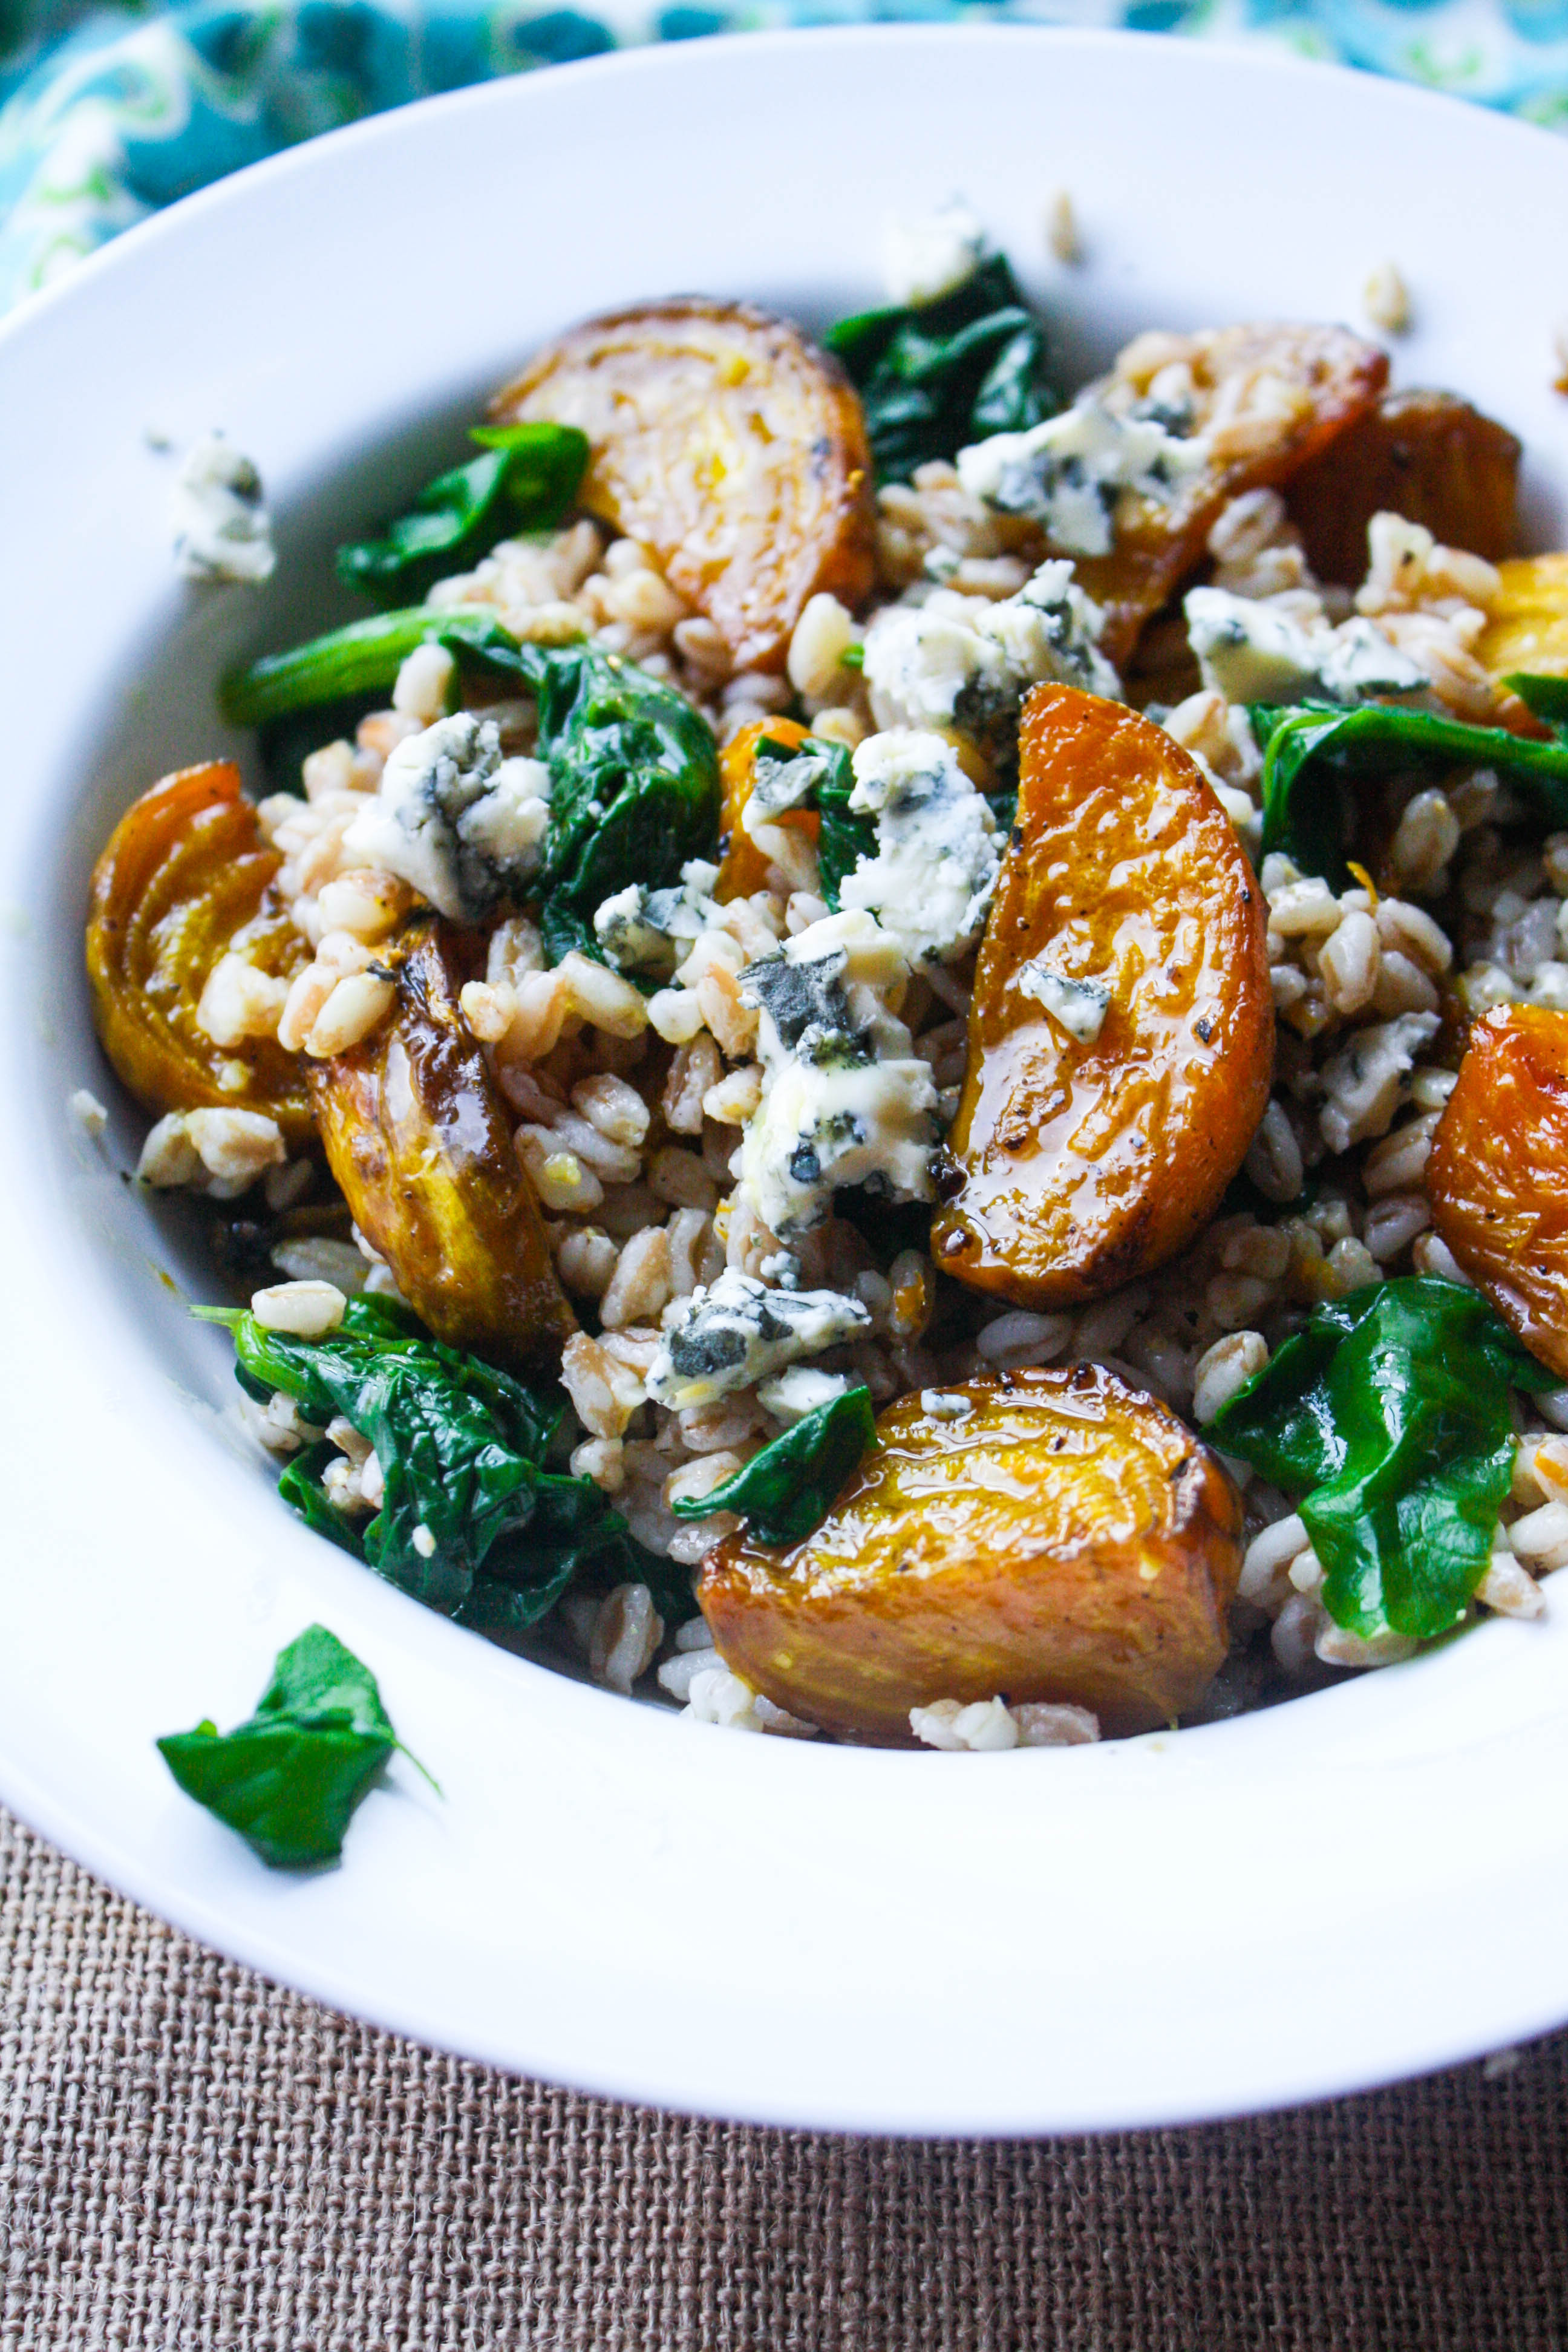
left=1252, top=698, right=1568, bottom=885
left=277, top=1440, right=365, bottom=1558
left=826, top=253, right=1056, bottom=485
left=157, top=1624, right=422, bottom=1869
left=221, top=605, right=531, bottom=727
left=671, top=1383, right=875, bottom=1546
left=1211, top=1278, right=1553, bottom=1641
left=214, top=1295, right=621, bottom=1621
left=337, top=422, right=590, bottom=603
left=510, top=641, right=722, bottom=924
left=1509, top=671, right=1568, bottom=730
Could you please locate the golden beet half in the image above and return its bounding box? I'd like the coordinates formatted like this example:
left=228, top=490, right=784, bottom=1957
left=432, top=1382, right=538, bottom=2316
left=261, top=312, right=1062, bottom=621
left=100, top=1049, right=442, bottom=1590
left=1284, top=388, right=1521, bottom=586
left=1074, top=323, right=1387, bottom=667
left=932, top=685, right=1274, bottom=1309
left=698, top=1366, right=1244, bottom=1742
left=85, top=760, right=312, bottom=1141
left=310, top=919, right=574, bottom=1372
left=1476, top=553, right=1568, bottom=683
left=1428, top=1003, right=1568, bottom=1377
left=490, top=299, right=876, bottom=674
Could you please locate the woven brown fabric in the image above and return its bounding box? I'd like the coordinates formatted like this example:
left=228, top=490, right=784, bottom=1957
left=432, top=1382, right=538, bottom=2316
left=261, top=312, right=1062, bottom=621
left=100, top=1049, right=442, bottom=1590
left=2, top=1805, right=1566, bottom=2352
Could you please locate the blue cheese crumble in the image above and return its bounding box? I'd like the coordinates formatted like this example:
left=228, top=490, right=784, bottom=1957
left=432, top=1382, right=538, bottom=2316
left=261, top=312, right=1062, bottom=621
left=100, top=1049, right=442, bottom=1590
left=1183, top=587, right=1429, bottom=707
left=1016, top=959, right=1112, bottom=1045
left=734, top=909, right=939, bottom=1239
left=343, top=712, right=551, bottom=923
left=881, top=198, right=986, bottom=307
left=646, top=1269, right=870, bottom=1410
left=172, top=433, right=276, bottom=583
left=756, top=1366, right=852, bottom=1424
left=593, top=859, right=720, bottom=978
left=839, top=732, right=999, bottom=967
left=863, top=561, right=1120, bottom=747
left=956, top=400, right=1206, bottom=557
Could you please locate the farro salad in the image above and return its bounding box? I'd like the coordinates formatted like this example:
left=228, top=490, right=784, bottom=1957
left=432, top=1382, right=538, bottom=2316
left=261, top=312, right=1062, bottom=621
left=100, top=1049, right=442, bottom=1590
left=87, top=210, right=1568, bottom=1751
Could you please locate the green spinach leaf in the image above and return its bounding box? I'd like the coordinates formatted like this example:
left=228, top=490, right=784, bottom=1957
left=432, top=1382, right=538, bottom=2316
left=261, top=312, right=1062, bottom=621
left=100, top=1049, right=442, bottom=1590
left=1252, top=699, right=1568, bottom=885
left=1506, top=671, right=1568, bottom=730
left=157, top=1624, right=421, bottom=1869
left=510, top=641, right=722, bottom=923
left=277, top=1441, right=365, bottom=1558
left=1210, top=1278, right=1553, bottom=1641
left=336, top=422, right=589, bottom=603
left=214, top=1296, right=622, bottom=1618
left=671, top=1383, right=875, bottom=1546
left=221, top=606, right=531, bottom=727
left=826, top=253, right=1056, bottom=485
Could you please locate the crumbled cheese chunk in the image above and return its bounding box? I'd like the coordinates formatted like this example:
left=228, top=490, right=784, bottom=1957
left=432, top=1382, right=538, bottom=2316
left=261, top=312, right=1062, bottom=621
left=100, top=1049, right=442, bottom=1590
left=593, top=858, right=719, bottom=976
left=1017, top=959, right=1111, bottom=1044
left=920, top=1389, right=974, bottom=1421
left=839, top=731, right=999, bottom=967
left=172, top=433, right=276, bottom=583
left=744, top=742, right=834, bottom=828
left=881, top=198, right=986, bottom=307
left=733, top=909, right=939, bottom=1238
left=646, top=1270, right=870, bottom=1410
left=343, top=713, right=550, bottom=923
left=957, top=399, right=1206, bottom=556
left=757, top=1366, right=852, bottom=1423
left=1183, top=587, right=1428, bottom=707
left=863, top=560, right=1119, bottom=748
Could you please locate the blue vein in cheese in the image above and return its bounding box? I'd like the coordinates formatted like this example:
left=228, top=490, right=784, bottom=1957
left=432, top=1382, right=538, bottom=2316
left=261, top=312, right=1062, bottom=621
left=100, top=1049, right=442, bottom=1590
left=645, top=1269, right=871, bottom=1410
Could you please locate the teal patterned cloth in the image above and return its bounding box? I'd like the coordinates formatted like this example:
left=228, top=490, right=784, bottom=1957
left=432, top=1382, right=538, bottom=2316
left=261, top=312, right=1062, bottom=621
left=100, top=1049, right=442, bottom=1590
left=1, top=0, right=1564, bottom=314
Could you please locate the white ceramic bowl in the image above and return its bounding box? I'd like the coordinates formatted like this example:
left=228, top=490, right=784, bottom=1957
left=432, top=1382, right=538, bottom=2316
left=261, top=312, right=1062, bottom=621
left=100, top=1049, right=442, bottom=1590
left=4, top=25, right=1568, bottom=2134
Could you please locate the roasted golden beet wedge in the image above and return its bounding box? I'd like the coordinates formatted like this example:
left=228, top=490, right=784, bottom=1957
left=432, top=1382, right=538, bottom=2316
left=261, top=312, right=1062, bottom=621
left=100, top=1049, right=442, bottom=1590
left=932, top=686, right=1273, bottom=1309
left=1284, top=388, right=1521, bottom=585
left=1476, top=554, right=1568, bottom=682
left=86, top=760, right=313, bottom=1141
left=1428, top=1004, right=1568, bottom=1377
left=698, top=1366, right=1244, bottom=1742
left=310, top=920, right=574, bottom=1371
left=490, top=299, right=877, bottom=674
left=1073, top=324, right=1387, bottom=667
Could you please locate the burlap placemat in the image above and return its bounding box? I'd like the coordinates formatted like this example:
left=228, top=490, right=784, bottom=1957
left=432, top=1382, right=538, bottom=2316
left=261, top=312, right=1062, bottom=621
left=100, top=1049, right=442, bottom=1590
left=3, top=1803, right=1564, bottom=2351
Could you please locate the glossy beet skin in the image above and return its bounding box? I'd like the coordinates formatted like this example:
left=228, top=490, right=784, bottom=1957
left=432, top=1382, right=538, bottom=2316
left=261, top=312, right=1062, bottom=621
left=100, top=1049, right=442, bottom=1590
left=698, top=1365, right=1244, bottom=1742
left=489, top=299, right=877, bottom=675
left=1428, top=1004, right=1568, bottom=1379
left=310, top=920, right=574, bottom=1374
left=932, top=685, right=1274, bottom=1310
left=1284, top=388, right=1521, bottom=585
left=1071, top=324, right=1388, bottom=668
left=85, top=760, right=313, bottom=1140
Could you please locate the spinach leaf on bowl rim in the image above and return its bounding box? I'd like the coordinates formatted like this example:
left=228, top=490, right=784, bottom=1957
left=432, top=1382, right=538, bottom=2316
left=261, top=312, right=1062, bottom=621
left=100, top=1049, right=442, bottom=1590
left=157, top=1624, right=432, bottom=1870
left=1210, top=1276, right=1555, bottom=1642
